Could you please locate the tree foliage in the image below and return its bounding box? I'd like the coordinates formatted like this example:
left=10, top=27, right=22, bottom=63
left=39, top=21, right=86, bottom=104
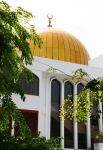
left=60, top=68, right=103, bottom=123
left=0, top=133, right=62, bottom=150
left=0, top=1, right=42, bottom=135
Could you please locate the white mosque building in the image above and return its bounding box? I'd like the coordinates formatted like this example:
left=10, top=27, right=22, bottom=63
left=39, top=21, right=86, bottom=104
left=13, top=16, right=103, bottom=150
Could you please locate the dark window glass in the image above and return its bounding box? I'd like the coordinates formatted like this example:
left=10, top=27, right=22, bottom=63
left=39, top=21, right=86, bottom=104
left=77, top=83, right=87, bottom=149
left=6, top=117, right=12, bottom=135
left=78, top=123, right=87, bottom=149
left=18, top=73, right=39, bottom=96
left=91, top=99, right=99, bottom=150
left=64, top=81, right=74, bottom=148
left=50, top=79, right=60, bottom=138
left=77, top=83, right=84, bottom=95
left=15, top=110, right=38, bottom=136
left=3, top=70, right=11, bottom=78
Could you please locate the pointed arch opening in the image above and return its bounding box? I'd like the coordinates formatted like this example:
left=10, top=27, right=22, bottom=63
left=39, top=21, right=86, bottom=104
left=64, top=81, right=74, bottom=148
left=50, top=79, right=61, bottom=138
left=77, top=83, right=87, bottom=149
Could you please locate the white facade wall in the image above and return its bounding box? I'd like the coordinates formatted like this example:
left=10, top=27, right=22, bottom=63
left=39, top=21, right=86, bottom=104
left=13, top=56, right=103, bottom=150
left=89, top=54, right=103, bottom=68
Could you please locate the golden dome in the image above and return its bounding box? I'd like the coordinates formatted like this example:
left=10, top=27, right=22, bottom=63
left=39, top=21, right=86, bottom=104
left=30, top=27, right=90, bottom=65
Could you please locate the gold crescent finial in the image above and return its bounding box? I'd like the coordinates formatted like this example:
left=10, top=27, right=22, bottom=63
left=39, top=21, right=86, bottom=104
left=47, top=13, right=53, bottom=27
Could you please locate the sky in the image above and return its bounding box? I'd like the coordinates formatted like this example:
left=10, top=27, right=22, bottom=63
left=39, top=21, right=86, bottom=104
left=4, top=0, right=103, bottom=59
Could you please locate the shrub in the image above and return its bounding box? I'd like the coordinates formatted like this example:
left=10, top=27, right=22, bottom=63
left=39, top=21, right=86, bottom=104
left=96, top=131, right=103, bottom=143
left=0, top=133, right=62, bottom=150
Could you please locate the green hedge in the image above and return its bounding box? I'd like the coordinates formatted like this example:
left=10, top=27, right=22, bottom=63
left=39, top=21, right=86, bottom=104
left=0, top=133, right=62, bottom=150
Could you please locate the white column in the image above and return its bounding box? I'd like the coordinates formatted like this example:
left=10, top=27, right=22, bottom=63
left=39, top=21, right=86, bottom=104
left=61, top=83, right=64, bottom=149
left=11, top=120, right=15, bottom=136
left=99, top=101, right=103, bottom=131
left=87, top=93, right=91, bottom=149
left=74, top=84, right=78, bottom=150
left=38, top=73, right=46, bottom=137
left=45, top=76, right=51, bottom=139
left=87, top=118, right=91, bottom=149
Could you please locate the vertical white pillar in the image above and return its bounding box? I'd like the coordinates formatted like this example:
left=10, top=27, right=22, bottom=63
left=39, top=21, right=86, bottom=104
left=99, top=102, right=103, bottom=131
left=87, top=118, right=91, bottom=149
left=45, top=77, right=51, bottom=139
left=38, top=73, right=46, bottom=137
left=74, top=84, right=78, bottom=150
left=11, top=120, right=14, bottom=136
left=61, top=83, right=64, bottom=149
left=87, top=92, right=91, bottom=149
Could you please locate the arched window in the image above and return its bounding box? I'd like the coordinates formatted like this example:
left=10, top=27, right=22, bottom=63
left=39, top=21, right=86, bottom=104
left=18, top=73, right=39, bottom=96
left=77, top=83, right=87, bottom=149
left=64, top=81, right=74, bottom=148
left=50, top=79, right=61, bottom=138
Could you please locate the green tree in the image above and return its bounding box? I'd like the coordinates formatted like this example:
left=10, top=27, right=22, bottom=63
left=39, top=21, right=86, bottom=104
left=60, top=68, right=103, bottom=123
left=0, top=1, right=42, bottom=135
